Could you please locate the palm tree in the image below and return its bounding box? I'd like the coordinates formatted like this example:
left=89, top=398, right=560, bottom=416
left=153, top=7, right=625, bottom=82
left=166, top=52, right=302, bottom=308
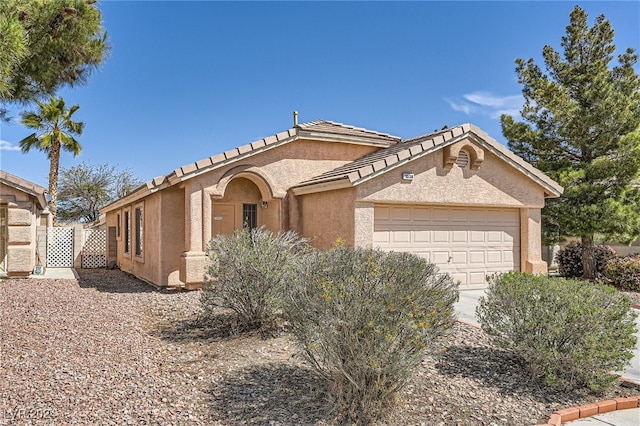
left=19, top=96, right=84, bottom=225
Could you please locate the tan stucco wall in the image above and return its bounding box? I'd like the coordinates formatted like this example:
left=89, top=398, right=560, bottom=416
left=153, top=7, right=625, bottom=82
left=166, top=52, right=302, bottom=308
left=177, top=139, right=379, bottom=286
left=353, top=140, right=549, bottom=275
left=297, top=187, right=356, bottom=249
left=1, top=185, right=43, bottom=277
left=105, top=186, right=185, bottom=287
left=106, top=135, right=553, bottom=287
left=356, top=141, right=546, bottom=208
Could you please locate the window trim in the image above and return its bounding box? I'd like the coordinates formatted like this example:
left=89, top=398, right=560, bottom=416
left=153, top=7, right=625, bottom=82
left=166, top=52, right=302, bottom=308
left=134, top=202, right=144, bottom=260
left=242, top=203, right=257, bottom=229
left=123, top=208, right=131, bottom=257
left=116, top=212, right=121, bottom=240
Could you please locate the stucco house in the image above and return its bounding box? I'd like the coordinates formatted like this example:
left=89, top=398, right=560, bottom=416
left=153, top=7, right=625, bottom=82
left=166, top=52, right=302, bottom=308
left=102, top=119, right=562, bottom=289
left=0, top=170, right=51, bottom=277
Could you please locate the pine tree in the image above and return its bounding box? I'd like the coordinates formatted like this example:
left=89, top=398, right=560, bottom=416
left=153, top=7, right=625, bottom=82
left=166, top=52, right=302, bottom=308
left=501, top=6, right=640, bottom=279
left=0, top=0, right=108, bottom=111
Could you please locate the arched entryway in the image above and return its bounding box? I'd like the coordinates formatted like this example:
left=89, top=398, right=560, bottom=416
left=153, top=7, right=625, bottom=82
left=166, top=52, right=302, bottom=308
left=210, top=174, right=282, bottom=237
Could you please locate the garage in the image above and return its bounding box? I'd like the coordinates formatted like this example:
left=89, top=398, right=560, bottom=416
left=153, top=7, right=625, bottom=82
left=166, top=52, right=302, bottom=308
left=373, top=205, right=520, bottom=288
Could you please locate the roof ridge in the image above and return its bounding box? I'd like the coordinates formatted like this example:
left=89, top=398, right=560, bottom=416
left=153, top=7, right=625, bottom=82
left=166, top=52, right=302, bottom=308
left=0, top=169, right=47, bottom=193
left=299, top=119, right=400, bottom=140
left=402, top=124, right=468, bottom=144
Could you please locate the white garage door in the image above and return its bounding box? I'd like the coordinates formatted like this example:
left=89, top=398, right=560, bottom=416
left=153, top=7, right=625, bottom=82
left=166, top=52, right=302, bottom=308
left=373, top=205, right=520, bottom=288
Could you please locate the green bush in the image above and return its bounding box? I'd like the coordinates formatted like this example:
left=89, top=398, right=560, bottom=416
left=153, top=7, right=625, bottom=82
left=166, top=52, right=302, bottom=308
left=202, top=227, right=309, bottom=334
left=555, top=242, right=616, bottom=278
left=476, top=272, right=637, bottom=392
left=605, top=254, right=640, bottom=292
left=284, top=247, right=458, bottom=424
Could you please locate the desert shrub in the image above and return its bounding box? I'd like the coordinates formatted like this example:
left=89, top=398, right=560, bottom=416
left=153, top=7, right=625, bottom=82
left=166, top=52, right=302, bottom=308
left=202, top=226, right=309, bottom=334
left=605, top=254, right=640, bottom=292
left=476, top=272, right=637, bottom=392
left=555, top=241, right=616, bottom=278
left=284, top=246, right=458, bottom=424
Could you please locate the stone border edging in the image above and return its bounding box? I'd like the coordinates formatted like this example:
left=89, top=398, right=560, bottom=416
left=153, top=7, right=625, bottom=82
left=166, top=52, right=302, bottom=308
left=534, top=395, right=640, bottom=425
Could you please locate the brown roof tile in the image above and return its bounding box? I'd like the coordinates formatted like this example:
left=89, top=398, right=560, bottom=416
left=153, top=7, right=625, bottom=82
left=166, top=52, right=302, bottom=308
left=0, top=170, right=48, bottom=208
left=294, top=123, right=562, bottom=197
left=298, top=120, right=400, bottom=143
left=293, top=126, right=470, bottom=187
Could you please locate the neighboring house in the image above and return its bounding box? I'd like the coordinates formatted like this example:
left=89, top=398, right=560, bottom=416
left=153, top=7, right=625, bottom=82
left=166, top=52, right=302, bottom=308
left=101, top=119, right=563, bottom=289
left=0, top=170, right=51, bottom=277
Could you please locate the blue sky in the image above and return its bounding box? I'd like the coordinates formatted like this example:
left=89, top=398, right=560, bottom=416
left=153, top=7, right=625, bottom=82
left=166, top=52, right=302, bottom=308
left=1, top=0, right=639, bottom=188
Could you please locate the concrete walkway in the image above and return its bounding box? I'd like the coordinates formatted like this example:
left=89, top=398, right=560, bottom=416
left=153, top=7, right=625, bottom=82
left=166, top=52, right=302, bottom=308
left=564, top=408, right=640, bottom=425
left=29, top=267, right=78, bottom=280
left=454, top=290, right=640, bottom=426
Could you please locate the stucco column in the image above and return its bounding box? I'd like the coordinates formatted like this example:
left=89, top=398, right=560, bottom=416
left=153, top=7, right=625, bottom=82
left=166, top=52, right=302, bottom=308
left=354, top=202, right=374, bottom=248
left=180, top=181, right=207, bottom=287
left=520, top=208, right=548, bottom=275
left=6, top=205, right=33, bottom=277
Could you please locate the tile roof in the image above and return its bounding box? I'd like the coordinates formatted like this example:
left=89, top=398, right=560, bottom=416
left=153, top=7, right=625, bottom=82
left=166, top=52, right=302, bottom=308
left=101, top=119, right=400, bottom=211
left=166, top=120, right=399, bottom=184
left=294, top=126, right=464, bottom=187
left=102, top=119, right=564, bottom=214
left=294, top=123, right=563, bottom=197
left=0, top=169, right=48, bottom=209
left=298, top=120, right=401, bottom=143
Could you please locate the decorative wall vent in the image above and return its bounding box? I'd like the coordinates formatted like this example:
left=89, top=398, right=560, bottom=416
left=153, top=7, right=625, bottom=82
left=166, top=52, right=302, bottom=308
left=456, top=150, right=470, bottom=168
left=443, top=141, right=484, bottom=171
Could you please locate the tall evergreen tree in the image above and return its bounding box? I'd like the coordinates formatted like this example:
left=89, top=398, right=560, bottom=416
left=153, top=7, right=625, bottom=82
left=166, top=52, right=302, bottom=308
left=0, top=0, right=108, bottom=116
left=19, top=96, right=84, bottom=225
left=501, top=6, right=640, bottom=279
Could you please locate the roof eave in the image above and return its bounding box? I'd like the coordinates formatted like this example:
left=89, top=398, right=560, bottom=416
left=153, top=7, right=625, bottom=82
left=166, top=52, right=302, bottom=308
left=0, top=177, right=48, bottom=209
left=464, top=125, right=564, bottom=197
left=290, top=178, right=353, bottom=196
left=297, top=129, right=399, bottom=148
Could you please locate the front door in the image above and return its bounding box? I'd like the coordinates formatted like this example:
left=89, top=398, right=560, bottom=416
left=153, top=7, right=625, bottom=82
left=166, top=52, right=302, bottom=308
left=212, top=204, right=236, bottom=236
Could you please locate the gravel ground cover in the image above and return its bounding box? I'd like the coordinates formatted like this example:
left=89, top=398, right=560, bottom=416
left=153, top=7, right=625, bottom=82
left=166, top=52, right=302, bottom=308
left=1, top=269, right=639, bottom=425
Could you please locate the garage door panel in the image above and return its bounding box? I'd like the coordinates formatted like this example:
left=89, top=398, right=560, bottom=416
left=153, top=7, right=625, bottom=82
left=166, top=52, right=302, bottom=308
left=504, top=250, right=517, bottom=263
left=503, top=231, right=517, bottom=243
left=450, top=209, right=468, bottom=222
left=392, top=231, right=411, bottom=243
left=432, top=251, right=450, bottom=263
left=376, top=206, right=391, bottom=220
left=433, top=230, right=449, bottom=242
left=373, top=205, right=519, bottom=289
left=486, top=251, right=503, bottom=263
left=448, top=272, right=467, bottom=283
left=470, top=231, right=485, bottom=242
left=451, top=251, right=467, bottom=264
left=414, top=231, right=430, bottom=243
left=432, top=208, right=451, bottom=222
left=486, top=231, right=503, bottom=242
left=372, top=231, right=389, bottom=243
left=412, top=208, right=431, bottom=221
left=469, top=251, right=485, bottom=263
left=452, top=230, right=467, bottom=242
left=469, top=272, right=486, bottom=285
left=392, top=207, right=411, bottom=221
